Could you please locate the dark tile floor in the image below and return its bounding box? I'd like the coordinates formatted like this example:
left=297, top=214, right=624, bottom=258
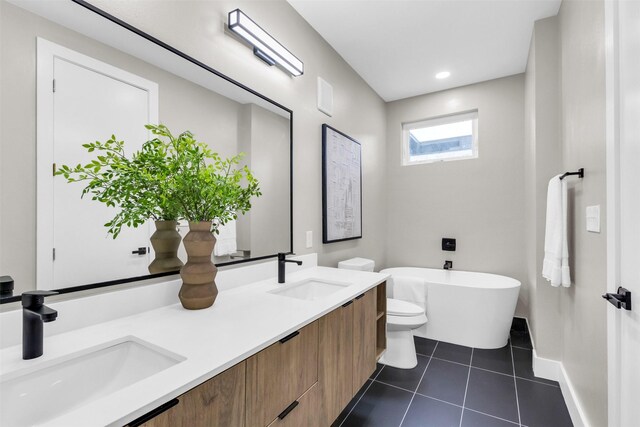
left=332, top=319, right=573, bottom=427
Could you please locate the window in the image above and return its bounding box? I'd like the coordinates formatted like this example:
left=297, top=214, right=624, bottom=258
left=402, top=110, right=478, bottom=165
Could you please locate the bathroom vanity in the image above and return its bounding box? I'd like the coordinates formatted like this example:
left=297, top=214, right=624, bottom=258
left=131, top=283, right=385, bottom=427
left=0, top=263, right=388, bottom=427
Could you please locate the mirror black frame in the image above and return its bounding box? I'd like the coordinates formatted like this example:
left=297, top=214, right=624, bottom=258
left=0, top=0, right=294, bottom=304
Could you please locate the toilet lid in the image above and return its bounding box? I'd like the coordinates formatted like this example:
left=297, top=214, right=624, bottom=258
left=386, top=298, right=424, bottom=317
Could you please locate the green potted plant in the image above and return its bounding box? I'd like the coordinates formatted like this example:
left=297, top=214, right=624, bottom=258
left=56, top=124, right=261, bottom=309
left=55, top=131, right=185, bottom=274
left=145, top=124, right=261, bottom=310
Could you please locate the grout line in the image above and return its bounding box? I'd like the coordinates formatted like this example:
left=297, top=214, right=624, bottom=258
left=398, top=341, right=439, bottom=427
left=413, top=392, right=463, bottom=409
left=472, top=365, right=514, bottom=378
left=515, top=376, right=559, bottom=387
left=337, top=364, right=383, bottom=427
left=375, top=378, right=525, bottom=427
left=430, top=355, right=515, bottom=379
left=458, top=348, right=474, bottom=427
left=509, top=340, right=522, bottom=426
left=414, top=391, right=522, bottom=426
left=464, top=407, right=522, bottom=426
left=429, top=356, right=471, bottom=367
left=373, top=379, right=416, bottom=394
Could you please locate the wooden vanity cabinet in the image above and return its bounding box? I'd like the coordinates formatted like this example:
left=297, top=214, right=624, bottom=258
left=318, top=300, right=354, bottom=427
left=318, top=284, right=383, bottom=426
left=129, top=360, right=246, bottom=427
left=127, top=282, right=386, bottom=427
left=245, top=321, right=319, bottom=427
left=352, top=288, right=377, bottom=394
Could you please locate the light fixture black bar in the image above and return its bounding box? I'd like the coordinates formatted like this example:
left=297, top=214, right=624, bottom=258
left=253, top=47, right=276, bottom=66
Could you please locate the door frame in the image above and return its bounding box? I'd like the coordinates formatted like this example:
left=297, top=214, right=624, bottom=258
left=604, top=0, right=622, bottom=425
left=36, top=37, right=159, bottom=289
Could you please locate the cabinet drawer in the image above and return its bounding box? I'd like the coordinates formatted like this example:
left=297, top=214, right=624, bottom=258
left=266, top=383, right=319, bottom=427
left=246, top=321, right=319, bottom=427
left=128, top=361, right=245, bottom=427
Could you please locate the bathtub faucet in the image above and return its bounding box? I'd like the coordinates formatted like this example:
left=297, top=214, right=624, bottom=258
left=443, top=261, right=453, bottom=270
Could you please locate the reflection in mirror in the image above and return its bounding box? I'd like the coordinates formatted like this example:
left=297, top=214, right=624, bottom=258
left=0, top=0, right=292, bottom=302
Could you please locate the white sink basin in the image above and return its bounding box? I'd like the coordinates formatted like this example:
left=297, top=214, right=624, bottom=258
left=270, top=278, right=352, bottom=301
left=0, top=336, right=185, bottom=427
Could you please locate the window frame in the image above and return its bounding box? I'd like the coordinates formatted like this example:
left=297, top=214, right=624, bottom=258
left=401, top=110, right=479, bottom=166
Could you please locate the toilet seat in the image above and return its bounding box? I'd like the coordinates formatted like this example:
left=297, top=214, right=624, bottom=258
left=386, top=298, right=427, bottom=331
left=387, top=298, right=424, bottom=317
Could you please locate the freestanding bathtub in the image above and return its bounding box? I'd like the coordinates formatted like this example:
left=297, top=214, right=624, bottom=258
left=380, top=267, right=521, bottom=349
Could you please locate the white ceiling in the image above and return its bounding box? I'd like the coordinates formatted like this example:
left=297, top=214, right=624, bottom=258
left=287, top=0, right=561, bottom=102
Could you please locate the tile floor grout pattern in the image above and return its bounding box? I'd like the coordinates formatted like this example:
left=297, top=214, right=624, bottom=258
left=458, top=347, right=474, bottom=426
left=398, top=341, right=439, bottom=426
left=333, top=320, right=573, bottom=427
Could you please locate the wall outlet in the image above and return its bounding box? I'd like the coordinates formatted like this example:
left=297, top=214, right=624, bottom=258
left=586, top=205, right=600, bottom=233
left=306, top=231, right=313, bottom=248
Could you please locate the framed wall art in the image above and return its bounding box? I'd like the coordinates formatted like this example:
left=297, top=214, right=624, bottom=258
left=322, top=124, right=362, bottom=243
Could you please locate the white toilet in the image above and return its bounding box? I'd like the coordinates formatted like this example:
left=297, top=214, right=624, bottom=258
left=338, top=258, right=428, bottom=369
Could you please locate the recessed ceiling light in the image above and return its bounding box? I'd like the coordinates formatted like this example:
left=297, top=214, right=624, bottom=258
left=435, top=71, right=451, bottom=79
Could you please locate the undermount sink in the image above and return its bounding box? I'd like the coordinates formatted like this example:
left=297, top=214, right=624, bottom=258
left=0, top=336, right=185, bottom=427
left=270, top=278, right=352, bottom=301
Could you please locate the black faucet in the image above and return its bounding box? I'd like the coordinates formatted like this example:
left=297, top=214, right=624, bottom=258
left=22, top=290, right=58, bottom=360
left=278, top=253, right=302, bottom=283
left=443, top=261, right=453, bottom=270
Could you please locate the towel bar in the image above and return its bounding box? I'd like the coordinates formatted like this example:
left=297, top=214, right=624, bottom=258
left=559, top=168, right=584, bottom=180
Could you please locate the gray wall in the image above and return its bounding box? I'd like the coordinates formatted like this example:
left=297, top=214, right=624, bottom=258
left=524, top=16, right=564, bottom=360
left=88, top=0, right=388, bottom=271
left=524, top=1, right=608, bottom=425
left=384, top=75, right=528, bottom=315
left=558, top=0, right=607, bottom=424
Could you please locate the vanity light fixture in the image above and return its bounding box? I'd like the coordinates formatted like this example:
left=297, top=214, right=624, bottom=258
left=435, top=71, right=451, bottom=79
left=228, top=9, right=304, bottom=76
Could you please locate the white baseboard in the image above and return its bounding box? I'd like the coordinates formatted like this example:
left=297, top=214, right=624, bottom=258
left=557, top=364, right=590, bottom=427
left=520, top=317, right=589, bottom=427
left=531, top=348, right=560, bottom=380
left=532, top=349, right=590, bottom=427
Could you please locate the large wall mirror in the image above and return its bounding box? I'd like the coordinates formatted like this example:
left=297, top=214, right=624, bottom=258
left=0, top=0, right=293, bottom=303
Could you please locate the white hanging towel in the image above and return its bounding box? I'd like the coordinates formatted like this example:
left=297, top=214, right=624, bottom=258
left=213, top=220, right=237, bottom=257
left=542, top=174, right=572, bottom=287
left=392, top=276, right=427, bottom=312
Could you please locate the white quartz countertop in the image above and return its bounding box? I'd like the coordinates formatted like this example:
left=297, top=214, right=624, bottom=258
left=0, top=266, right=388, bottom=427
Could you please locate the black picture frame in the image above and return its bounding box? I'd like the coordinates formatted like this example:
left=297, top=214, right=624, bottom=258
left=322, top=124, right=363, bottom=243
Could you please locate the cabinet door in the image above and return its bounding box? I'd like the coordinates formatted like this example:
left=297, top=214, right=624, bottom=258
left=352, top=289, right=377, bottom=394
left=246, top=321, right=318, bottom=427
left=318, top=301, right=354, bottom=427
left=132, top=361, right=246, bottom=427
left=266, top=383, right=320, bottom=427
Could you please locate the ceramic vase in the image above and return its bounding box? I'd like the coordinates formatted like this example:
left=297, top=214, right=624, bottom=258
left=179, top=221, right=218, bottom=310
left=148, top=220, right=184, bottom=274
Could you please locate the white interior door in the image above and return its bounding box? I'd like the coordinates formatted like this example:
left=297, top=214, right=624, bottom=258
left=606, top=1, right=640, bottom=426
left=37, top=39, right=158, bottom=289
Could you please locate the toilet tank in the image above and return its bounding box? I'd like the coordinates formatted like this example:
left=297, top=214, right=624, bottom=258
left=338, top=258, right=375, bottom=272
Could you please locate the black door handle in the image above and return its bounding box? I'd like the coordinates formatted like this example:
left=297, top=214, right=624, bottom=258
left=132, top=247, right=148, bottom=255
left=602, top=287, right=632, bottom=310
